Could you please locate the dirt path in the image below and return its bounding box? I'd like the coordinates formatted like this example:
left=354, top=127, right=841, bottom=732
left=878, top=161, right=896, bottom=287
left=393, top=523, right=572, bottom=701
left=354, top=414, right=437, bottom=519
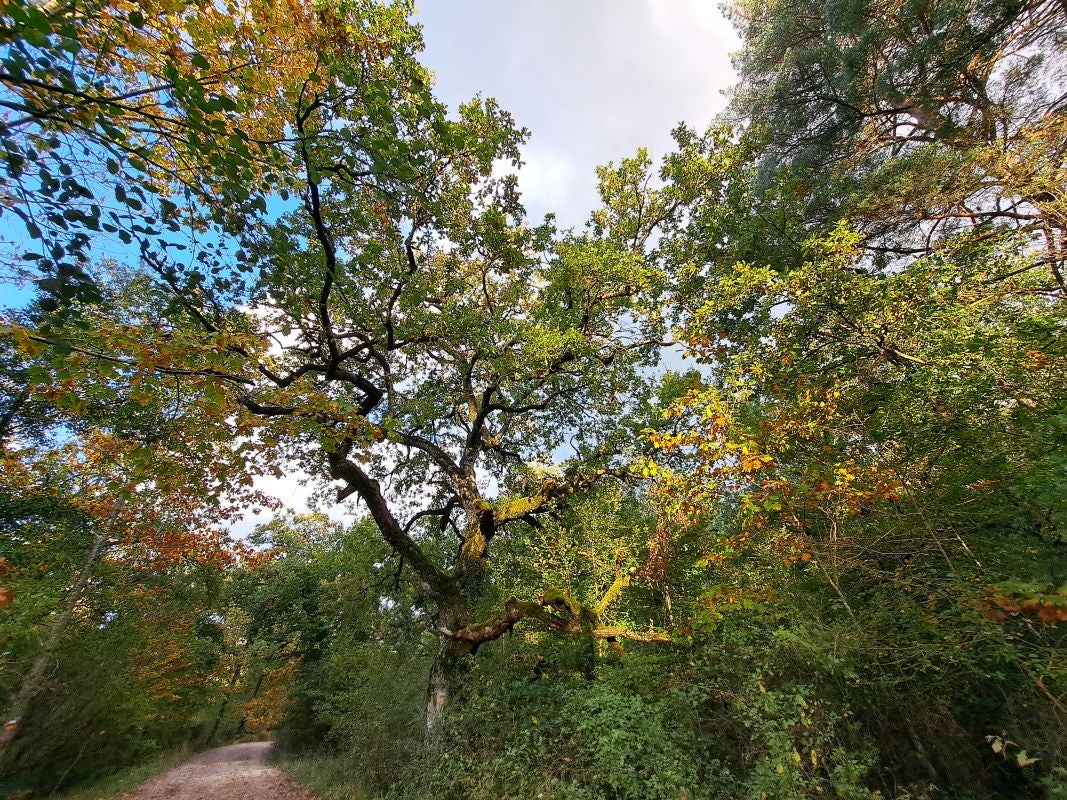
left=115, top=742, right=316, bottom=800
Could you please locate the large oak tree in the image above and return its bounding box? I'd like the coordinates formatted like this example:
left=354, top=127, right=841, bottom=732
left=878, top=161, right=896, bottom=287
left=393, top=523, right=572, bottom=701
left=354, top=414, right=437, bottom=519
left=4, top=0, right=684, bottom=731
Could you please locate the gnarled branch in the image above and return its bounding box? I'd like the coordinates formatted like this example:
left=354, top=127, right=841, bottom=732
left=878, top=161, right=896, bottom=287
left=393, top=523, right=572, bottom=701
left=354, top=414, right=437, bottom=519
left=451, top=595, right=671, bottom=651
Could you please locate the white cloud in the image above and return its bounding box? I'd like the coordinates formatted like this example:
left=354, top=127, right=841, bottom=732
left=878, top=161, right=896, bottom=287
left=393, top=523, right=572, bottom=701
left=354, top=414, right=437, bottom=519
left=417, top=1, right=740, bottom=226
left=508, top=143, right=580, bottom=223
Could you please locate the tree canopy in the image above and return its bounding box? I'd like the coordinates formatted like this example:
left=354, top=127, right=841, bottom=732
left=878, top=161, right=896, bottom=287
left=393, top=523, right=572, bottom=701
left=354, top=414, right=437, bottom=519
left=1, top=1, right=1065, bottom=799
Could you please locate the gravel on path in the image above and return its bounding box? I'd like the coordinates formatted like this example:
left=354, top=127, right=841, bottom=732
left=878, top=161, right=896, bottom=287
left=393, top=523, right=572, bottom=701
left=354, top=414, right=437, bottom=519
left=114, top=742, right=315, bottom=800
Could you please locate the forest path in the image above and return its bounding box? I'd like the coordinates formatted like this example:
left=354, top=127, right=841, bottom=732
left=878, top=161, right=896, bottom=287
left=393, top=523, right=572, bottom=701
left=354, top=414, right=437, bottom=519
left=115, top=742, right=315, bottom=800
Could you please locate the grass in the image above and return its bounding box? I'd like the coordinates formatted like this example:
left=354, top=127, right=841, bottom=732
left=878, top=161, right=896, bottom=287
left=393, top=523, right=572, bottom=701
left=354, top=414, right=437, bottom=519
left=43, top=746, right=195, bottom=800
left=278, top=753, right=366, bottom=800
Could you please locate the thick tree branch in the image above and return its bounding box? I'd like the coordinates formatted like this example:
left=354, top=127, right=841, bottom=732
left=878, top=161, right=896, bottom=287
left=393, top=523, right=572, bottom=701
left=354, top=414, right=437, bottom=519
left=327, top=441, right=456, bottom=600
left=451, top=596, right=671, bottom=649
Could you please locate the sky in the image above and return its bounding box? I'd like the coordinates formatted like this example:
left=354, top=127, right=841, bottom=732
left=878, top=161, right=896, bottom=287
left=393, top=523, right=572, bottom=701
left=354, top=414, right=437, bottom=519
left=416, top=0, right=740, bottom=227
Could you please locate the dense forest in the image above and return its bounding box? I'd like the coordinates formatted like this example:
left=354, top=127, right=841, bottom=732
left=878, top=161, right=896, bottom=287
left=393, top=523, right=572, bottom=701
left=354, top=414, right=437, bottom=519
left=0, top=0, right=1064, bottom=798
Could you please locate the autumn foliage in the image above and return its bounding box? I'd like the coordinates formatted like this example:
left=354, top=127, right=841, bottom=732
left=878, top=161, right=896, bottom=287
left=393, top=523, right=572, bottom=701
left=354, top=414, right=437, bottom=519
left=1, top=0, right=1065, bottom=798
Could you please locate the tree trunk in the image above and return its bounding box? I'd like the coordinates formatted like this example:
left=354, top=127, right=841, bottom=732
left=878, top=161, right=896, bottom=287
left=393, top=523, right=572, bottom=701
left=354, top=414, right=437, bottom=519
left=425, top=601, right=475, bottom=742
left=425, top=640, right=453, bottom=740
left=205, top=664, right=243, bottom=746
left=0, top=497, right=122, bottom=758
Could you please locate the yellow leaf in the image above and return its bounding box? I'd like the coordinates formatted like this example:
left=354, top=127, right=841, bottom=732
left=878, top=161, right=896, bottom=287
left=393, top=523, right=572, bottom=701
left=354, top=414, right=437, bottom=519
left=12, top=327, right=43, bottom=358
left=1016, top=750, right=1039, bottom=768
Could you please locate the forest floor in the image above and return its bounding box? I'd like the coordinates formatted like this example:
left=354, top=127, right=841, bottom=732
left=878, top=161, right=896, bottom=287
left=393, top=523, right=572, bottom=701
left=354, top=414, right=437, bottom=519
left=113, top=742, right=316, bottom=800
